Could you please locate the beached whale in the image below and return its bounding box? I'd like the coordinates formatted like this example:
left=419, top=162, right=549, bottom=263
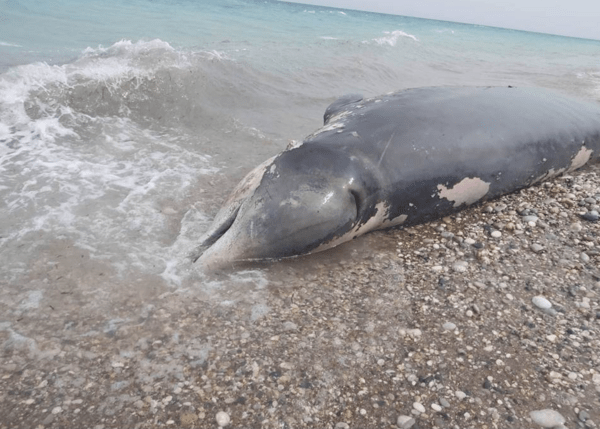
left=193, top=86, right=600, bottom=269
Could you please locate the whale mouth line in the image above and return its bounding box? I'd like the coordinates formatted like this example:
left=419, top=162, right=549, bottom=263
left=191, top=205, right=240, bottom=263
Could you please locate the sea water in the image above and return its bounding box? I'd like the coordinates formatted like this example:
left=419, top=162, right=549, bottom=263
left=1, top=0, right=600, bottom=304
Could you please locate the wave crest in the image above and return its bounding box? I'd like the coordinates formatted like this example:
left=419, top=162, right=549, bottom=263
left=373, top=30, right=419, bottom=45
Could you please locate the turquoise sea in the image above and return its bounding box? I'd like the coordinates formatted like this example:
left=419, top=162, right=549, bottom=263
left=1, top=0, right=600, bottom=287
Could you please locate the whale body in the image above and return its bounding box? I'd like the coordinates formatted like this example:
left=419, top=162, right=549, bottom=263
left=193, top=86, right=600, bottom=269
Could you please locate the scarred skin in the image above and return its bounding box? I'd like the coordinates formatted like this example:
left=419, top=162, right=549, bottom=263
left=193, top=86, right=600, bottom=270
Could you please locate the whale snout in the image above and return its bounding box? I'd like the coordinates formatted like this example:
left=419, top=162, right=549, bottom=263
left=194, top=176, right=360, bottom=270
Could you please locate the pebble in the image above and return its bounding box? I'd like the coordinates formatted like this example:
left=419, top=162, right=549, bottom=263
left=532, top=296, right=552, bottom=310
left=51, top=407, right=62, bottom=414
left=216, top=411, right=230, bottom=427
left=431, top=403, right=442, bottom=412
left=452, top=261, right=468, bottom=273
left=442, top=322, right=456, bottom=331
left=579, top=410, right=590, bottom=422
left=283, top=321, right=298, bottom=331
left=523, top=215, right=539, bottom=223
left=581, top=252, right=590, bottom=263
left=397, top=415, right=416, bottom=429
left=531, top=243, right=544, bottom=253
left=490, top=230, right=502, bottom=238
left=335, top=423, right=350, bottom=429
left=439, top=398, right=450, bottom=408
left=570, top=222, right=583, bottom=232
left=582, top=210, right=599, bottom=221
left=413, top=402, right=426, bottom=413
left=455, top=391, right=467, bottom=400
left=530, top=409, right=565, bottom=428
left=407, top=328, right=422, bottom=338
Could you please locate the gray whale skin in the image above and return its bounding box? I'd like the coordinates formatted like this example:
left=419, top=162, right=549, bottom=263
left=193, top=86, right=600, bottom=269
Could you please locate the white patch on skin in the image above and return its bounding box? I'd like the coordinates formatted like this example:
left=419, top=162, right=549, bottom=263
left=531, top=167, right=566, bottom=184
left=269, top=164, right=277, bottom=174
left=322, top=191, right=335, bottom=204
left=313, top=201, right=404, bottom=253
left=437, top=177, right=490, bottom=208
left=279, top=197, right=300, bottom=208
left=383, top=213, right=408, bottom=227
left=308, top=110, right=352, bottom=138
left=286, top=139, right=302, bottom=150
left=223, top=155, right=277, bottom=206
left=568, top=145, right=593, bottom=171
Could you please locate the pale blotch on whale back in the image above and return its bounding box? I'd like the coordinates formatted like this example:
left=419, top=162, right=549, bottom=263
left=437, top=177, right=490, bottom=208
left=308, top=110, right=351, bottom=138
left=568, top=145, right=593, bottom=171
left=225, top=155, right=278, bottom=205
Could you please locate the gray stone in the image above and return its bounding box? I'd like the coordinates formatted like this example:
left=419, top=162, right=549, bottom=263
left=216, top=411, right=230, bottom=427
left=530, top=409, right=565, bottom=428
left=452, top=261, right=468, bottom=273
left=579, top=410, right=590, bottom=422
left=283, top=321, right=298, bottom=331
left=397, top=415, right=416, bottom=429
left=455, top=391, right=467, bottom=400
left=412, top=402, right=425, bottom=413
left=582, top=211, right=599, bottom=222
left=532, top=296, right=552, bottom=310
left=531, top=243, right=544, bottom=253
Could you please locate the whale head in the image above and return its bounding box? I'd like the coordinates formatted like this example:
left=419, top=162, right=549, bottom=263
left=193, top=144, right=384, bottom=270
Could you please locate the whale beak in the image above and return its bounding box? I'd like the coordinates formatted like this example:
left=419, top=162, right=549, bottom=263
left=192, top=206, right=253, bottom=270
left=193, top=176, right=359, bottom=271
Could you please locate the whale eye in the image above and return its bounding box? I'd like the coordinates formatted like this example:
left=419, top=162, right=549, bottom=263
left=350, top=190, right=362, bottom=219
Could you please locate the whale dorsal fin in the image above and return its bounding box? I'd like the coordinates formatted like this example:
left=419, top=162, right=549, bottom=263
left=324, top=93, right=363, bottom=124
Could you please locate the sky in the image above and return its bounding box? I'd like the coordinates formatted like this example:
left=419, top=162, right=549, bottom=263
left=283, top=0, right=600, bottom=41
